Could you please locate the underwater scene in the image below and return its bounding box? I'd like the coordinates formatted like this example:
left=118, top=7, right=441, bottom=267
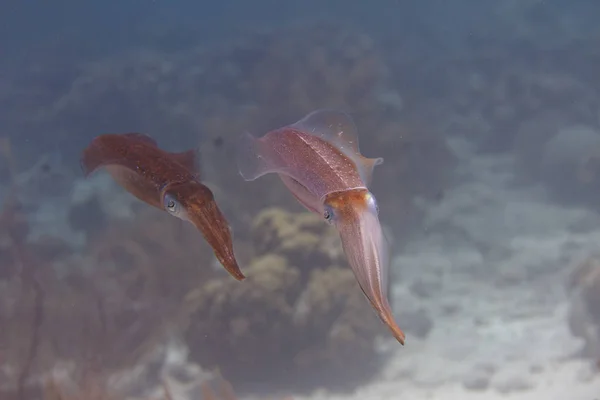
left=1, top=0, right=600, bottom=399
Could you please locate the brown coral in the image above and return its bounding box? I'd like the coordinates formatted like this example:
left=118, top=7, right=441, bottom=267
left=85, top=207, right=221, bottom=303
left=250, top=208, right=345, bottom=268
left=183, top=208, right=386, bottom=393
left=0, top=202, right=224, bottom=399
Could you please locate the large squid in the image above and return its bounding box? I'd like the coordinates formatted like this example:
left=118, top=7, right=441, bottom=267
left=236, top=109, right=405, bottom=344
left=81, top=132, right=245, bottom=281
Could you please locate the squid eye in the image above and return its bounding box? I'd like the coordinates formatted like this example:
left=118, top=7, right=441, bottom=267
left=164, top=194, right=179, bottom=213
left=167, top=199, right=176, bottom=211
left=323, top=206, right=335, bottom=223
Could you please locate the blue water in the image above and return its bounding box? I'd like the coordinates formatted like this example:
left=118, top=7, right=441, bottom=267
left=2, top=1, right=600, bottom=399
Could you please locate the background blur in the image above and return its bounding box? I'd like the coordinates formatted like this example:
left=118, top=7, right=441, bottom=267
left=1, top=1, right=600, bottom=399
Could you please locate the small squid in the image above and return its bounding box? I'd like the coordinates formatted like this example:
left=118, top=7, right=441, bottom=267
left=236, top=110, right=405, bottom=344
left=81, top=132, right=245, bottom=281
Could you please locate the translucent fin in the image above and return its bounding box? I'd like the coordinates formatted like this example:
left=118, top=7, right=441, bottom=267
left=358, top=156, right=384, bottom=187
left=236, top=131, right=276, bottom=181
left=291, top=109, right=383, bottom=186
left=291, top=109, right=361, bottom=154
left=122, top=132, right=158, bottom=147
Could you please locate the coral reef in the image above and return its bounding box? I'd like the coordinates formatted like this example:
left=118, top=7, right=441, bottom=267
left=0, top=205, right=179, bottom=399
left=6, top=5, right=600, bottom=400
left=1, top=128, right=393, bottom=398
left=567, top=254, right=600, bottom=360
left=43, top=358, right=294, bottom=400
left=83, top=207, right=221, bottom=303
left=0, top=177, right=390, bottom=398
left=0, top=176, right=219, bottom=399
left=183, top=208, right=387, bottom=393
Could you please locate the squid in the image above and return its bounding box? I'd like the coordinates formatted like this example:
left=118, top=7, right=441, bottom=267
left=236, top=110, right=405, bottom=344
left=81, top=132, right=245, bottom=281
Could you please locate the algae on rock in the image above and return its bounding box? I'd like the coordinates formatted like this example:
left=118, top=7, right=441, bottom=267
left=183, top=207, right=386, bottom=392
